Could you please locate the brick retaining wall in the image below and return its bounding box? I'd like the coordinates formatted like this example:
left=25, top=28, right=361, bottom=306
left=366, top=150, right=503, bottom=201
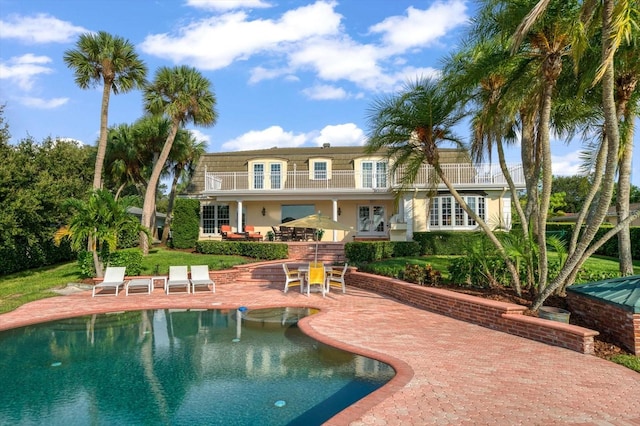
left=567, top=291, right=639, bottom=355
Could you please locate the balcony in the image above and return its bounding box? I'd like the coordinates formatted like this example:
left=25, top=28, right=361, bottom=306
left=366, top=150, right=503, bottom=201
left=204, top=163, right=525, bottom=194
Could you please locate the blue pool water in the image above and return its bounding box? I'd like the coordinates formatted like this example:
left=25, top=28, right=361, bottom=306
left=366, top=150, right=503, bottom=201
left=0, top=307, right=394, bottom=425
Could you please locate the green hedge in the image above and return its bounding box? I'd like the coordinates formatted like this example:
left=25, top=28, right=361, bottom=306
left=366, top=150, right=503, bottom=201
left=77, top=248, right=144, bottom=278
left=546, top=223, right=639, bottom=260
left=0, top=237, right=76, bottom=276
left=344, top=241, right=421, bottom=263
left=170, top=198, right=200, bottom=249
left=195, top=241, right=288, bottom=260
left=412, top=231, right=487, bottom=255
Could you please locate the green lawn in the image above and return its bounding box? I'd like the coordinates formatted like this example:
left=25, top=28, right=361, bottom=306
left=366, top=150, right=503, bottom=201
left=0, top=248, right=250, bottom=314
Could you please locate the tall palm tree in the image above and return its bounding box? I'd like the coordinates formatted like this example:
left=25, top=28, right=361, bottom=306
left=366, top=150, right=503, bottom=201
left=63, top=31, right=147, bottom=190
left=161, top=130, right=205, bottom=244
left=140, top=66, right=217, bottom=254
left=512, top=0, right=638, bottom=309
left=365, top=77, right=524, bottom=295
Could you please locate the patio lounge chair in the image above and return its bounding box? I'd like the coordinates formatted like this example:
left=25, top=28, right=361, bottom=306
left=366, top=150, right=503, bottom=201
left=92, top=266, right=126, bottom=297
left=190, top=265, right=215, bottom=293
left=326, top=263, right=348, bottom=294
left=221, top=225, right=246, bottom=240
left=282, top=263, right=302, bottom=293
left=166, top=266, right=190, bottom=294
left=243, top=225, right=263, bottom=241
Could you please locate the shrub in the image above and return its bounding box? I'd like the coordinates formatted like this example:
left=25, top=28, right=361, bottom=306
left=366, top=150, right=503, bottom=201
left=195, top=240, right=288, bottom=260
left=403, top=263, right=442, bottom=286
left=345, top=241, right=421, bottom=263
left=412, top=231, right=486, bottom=255
left=107, top=248, right=144, bottom=276
left=170, top=199, right=200, bottom=249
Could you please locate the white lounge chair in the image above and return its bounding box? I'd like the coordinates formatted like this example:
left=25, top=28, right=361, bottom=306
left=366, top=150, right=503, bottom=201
left=325, top=263, right=348, bottom=294
left=190, top=265, right=215, bottom=293
left=282, top=263, right=302, bottom=293
left=125, top=277, right=152, bottom=296
left=166, top=266, right=190, bottom=294
left=92, top=266, right=126, bottom=297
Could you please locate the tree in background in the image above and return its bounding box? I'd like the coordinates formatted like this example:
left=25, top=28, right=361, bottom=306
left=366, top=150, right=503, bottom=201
left=140, top=66, right=217, bottom=254
left=551, top=176, right=592, bottom=213
left=0, top=106, right=95, bottom=275
left=64, top=31, right=147, bottom=190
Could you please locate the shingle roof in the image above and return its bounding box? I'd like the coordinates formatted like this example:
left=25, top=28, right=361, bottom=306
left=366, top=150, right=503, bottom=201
left=186, top=145, right=470, bottom=194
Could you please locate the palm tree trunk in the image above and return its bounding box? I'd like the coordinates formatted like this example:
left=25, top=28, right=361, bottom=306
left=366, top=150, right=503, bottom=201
left=94, top=81, right=112, bottom=190
left=615, top=74, right=637, bottom=275
left=161, top=166, right=182, bottom=245
left=532, top=0, right=621, bottom=310
left=141, top=121, right=180, bottom=255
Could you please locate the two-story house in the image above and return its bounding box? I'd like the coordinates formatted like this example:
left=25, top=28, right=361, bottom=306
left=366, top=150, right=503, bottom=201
left=185, top=143, right=525, bottom=242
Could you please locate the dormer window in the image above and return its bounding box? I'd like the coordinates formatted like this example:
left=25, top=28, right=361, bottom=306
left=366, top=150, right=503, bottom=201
left=309, top=157, right=332, bottom=180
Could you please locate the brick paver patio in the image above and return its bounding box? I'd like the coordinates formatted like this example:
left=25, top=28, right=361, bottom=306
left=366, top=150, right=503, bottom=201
left=1, top=281, right=639, bottom=425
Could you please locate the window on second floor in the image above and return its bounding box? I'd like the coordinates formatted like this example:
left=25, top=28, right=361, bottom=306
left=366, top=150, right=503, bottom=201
left=309, top=158, right=331, bottom=181
left=362, top=160, right=387, bottom=188
left=250, top=160, right=284, bottom=190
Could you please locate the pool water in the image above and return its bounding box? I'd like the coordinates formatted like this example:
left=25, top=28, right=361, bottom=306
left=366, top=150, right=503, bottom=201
left=0, top=308, right=394, bottom=425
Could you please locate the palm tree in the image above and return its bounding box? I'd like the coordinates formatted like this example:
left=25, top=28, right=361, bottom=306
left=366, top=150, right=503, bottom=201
left=512, top=0, right=638, bottom=309
left=105, top=123, right=145, bottom=199
left=63, top=31, right=147, bottom=190
left=54, top=189, right=149, bottom=277
left=161, top=130, right=206, bottom=244
left=365, top=77, right=524, bottom=295
left=140, top=66, right=217, bottom=254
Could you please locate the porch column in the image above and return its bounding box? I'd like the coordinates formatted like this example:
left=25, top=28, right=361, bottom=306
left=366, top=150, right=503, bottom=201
left=405, top=195, right=414, bottom=239
left=236, top=200, right=243, bottom=232
left=332, top=199, right=338, bottom=241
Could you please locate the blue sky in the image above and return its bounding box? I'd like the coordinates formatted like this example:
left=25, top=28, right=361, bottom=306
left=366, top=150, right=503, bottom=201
left=1, top=0, right=638, bottom=186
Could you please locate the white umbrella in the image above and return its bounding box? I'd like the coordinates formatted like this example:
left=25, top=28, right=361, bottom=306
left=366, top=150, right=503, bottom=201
left=279, top=213, right=351, bottom=263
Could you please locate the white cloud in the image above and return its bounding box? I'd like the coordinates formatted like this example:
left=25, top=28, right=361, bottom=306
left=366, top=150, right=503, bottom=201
left=0, top=54, right=54, bottom=91
left=140, top=1, right=341, bottom=70
left=302, top=84, right=347, bottom=100
left=186, top=0, right=272, bottom=11
left=370, top=1, right=469, bottom=54
left=19, top=96, right=68, bottom=109
left=221, top=125, right=308, bottom=151
left=248, top=66, right=292, bottom=84
left=313, top=123, right=366, bottom=146
left=551, top=150, right=584, bottom=176
left=0, top=13, right=87, bottom=43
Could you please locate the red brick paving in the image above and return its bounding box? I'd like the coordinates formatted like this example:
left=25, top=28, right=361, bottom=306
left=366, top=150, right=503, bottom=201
left=1, top=281, right=639, bottom=425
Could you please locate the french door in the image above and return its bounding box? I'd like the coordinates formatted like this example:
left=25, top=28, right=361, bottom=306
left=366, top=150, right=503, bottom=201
left=357, top=205, right=386, bottom=236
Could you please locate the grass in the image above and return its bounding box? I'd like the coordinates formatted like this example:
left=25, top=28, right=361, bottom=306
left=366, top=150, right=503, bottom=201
left=0, top=247, right=250, bottom=315
left=609, top=354, right=640, bottom=373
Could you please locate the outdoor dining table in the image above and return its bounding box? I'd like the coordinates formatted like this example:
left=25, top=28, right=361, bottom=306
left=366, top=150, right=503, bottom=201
left=296, top=263, right=333, bottom=292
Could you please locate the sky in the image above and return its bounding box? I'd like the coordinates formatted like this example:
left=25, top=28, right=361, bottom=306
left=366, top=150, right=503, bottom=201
left=0, top=0, right=638, bottom=186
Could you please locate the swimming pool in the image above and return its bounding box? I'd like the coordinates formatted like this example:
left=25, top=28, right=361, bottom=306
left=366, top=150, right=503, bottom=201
left=0, top=307, right=394, bottom=425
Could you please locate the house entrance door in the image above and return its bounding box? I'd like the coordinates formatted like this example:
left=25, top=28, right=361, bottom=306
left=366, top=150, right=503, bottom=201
left=357, top=205, right=386, bottom=237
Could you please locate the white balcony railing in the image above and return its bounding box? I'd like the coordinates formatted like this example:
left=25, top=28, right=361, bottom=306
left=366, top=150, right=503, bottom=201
left=204, top=163, right=524, bottom=193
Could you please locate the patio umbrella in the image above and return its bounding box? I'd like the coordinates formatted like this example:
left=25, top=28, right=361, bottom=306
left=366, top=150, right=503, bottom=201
left=278, top=213, right=351, bottom=263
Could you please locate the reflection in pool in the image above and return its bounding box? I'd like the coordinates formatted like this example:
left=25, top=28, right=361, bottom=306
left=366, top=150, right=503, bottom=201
left=0, top=307, right=394, bottom=425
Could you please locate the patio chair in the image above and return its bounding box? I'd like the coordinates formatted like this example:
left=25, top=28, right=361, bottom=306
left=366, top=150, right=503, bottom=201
left=190, top=265, right=215, bottom=293
left=221, top=225, right=246, bottom=240
left=243, top=225, right=263, bottom=241
left=282, top=263, right=302, bottom=293
left=326, top=263, right=348, bottom=294
left=92, top=266, right=126, bottom=297
left=166, top=266, right=190, bottom=294
left=307, top=262, right=326, bottom=297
